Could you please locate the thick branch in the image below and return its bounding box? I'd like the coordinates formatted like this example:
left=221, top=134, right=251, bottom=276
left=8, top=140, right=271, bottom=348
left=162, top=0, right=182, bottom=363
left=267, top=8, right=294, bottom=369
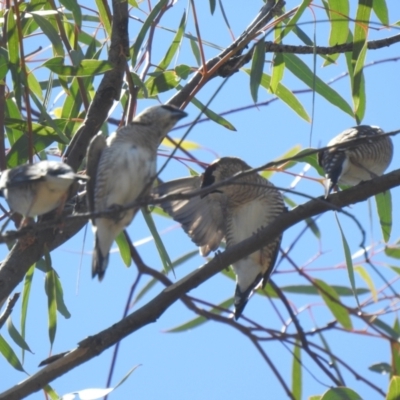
left=1, top=169, right=400, bottom=400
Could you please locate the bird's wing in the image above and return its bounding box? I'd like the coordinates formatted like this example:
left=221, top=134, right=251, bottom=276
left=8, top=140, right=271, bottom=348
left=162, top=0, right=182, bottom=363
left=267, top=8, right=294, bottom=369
left=4, top=164, right=47, bottom=188
left=86, top=133, right=107, bottom=214
left=154, top=177, right=227, bottom=256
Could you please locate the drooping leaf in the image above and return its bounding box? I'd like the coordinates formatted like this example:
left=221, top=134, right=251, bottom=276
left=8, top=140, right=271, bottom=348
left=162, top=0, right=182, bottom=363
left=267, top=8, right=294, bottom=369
left=142, top=208, right=173, bottom=275
left=0, top=334, right=26, bottom=372
left=115, top=231, right=132, bottom=267
left=334, top=213, right=359, bottom=307
left=314, top=279, right=352, bottom=329
left=292, top=340, right=302, bottom=400
left=372, top=0, right=389, bottom=25
left=283, top=54, right=354, bottom=117
left=6, top=317, right=32, bottom=352
left=250, top=37, right=265, bottom=103
left=131, top=0, right=169, bottom=66
left=375, top=190, right=392, bottom=243
left=281, top=284, right=368, bottom=296
left=44, top=268, right=57, bottom=347
left=279, top=0, right=312, bottom=40
left=355, top=266, right=377, bottom=302
left=142, top=71, right=180, bottom=97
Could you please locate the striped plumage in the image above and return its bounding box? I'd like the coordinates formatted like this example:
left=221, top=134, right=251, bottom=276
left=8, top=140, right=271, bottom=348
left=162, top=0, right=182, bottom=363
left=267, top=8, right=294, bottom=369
left=318, top=125, right=393, bottom=197
left=0, top=160, right=87, bottom=224
left=155, top=157, right=285, bottom=319
left=86, top=105, right=187, bottom=280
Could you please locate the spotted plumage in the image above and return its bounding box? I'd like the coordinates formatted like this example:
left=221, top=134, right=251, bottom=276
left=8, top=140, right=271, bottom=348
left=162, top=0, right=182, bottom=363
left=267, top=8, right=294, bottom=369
left=86, top=105, right=187, bottom=280
left=318, top=125, right=393, bottom=197
left=155, top=157, right=285, bottom=319
left=0, top=160, right=87, bottom=224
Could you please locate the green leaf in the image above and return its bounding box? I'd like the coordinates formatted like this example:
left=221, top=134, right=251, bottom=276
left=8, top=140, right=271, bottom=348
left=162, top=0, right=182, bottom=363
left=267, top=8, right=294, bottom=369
left=115, top=231, right=132, bottom=267
left=369, top=362, right=391, bottom=374
left=352, top=42, right=367, bottom=122
left=244, top=69, right=310, bottom=122
left=355, top=266, right=377, bottom=302
left=142, top=71, right=180, bottom=97
left=21, top=264, right=34, bottom=361
left=31, top=13, right=65, bottom=57
left=281, top=284, right=368, bottom=296
left=292, top=341, right=302, bottom=400
left=95, top=0, right=111, bottom=36
left=157, top=11, right=186, bottom=71
left=375, top=190, right=392, bottom=243
left=165, top=298, right=234, bottom=332
left=142, top=208, right=173, bottom=275
left=190, top=38, right=201, bottom=66
left=372, top=0, right=389, bottom=25
left=317, top=331, right=343, bottom=383
left=175, top=64, right=192, bottom=80
left=387, top=376, right=400, bottom=400
left=320, top=387, right=362, bottom=400
left=370, top=317, right=400, bottom=341
left=327, top=0, right=349, bottom=48
left=45, top=269, right=57, bottom=347
left=42, top=57, right=113, bottom=76
left=250, top=37, right=265, bottom=103
left=270, top=53, right=285, bottom=94
left=7, top=317, right=32, bottom=352
left=0, top=51, right=9, bottom=81
left=161, top=138, right=201, bottom=151
left=283, top=54, right=354, bottom=117
left=386, top=248, right=400, bottom=259
left=54, top=273, right=71, bottom=319
left=314, top=279, right=352, bottom=329
left=59, top=0, right=82, bottom=27
left=44, top=385, right=59, bottom=400
left=334, top=213, right=359, bottom=307
left=131, top=0, right=169, bottom=66
left=279, top=0, right=312, bottom=40
left=0, top=334, right=25, bottom=372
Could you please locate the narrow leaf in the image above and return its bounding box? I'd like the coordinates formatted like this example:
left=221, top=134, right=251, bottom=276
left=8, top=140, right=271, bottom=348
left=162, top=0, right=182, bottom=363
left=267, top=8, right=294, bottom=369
left=54, top=273, right=71, bottom=319
left=59, top=0, right=82, bottom=27
left=283, top=54, right=354, bottom=117
left=6, top=317, right=32, bottom=352
left=142, top=208, right=173, bottom=275
left=115, top=231, right=132, bottom=267
left=95, top=0, right=111, bottom=36
left=314, top=279, right=352, bottom=329
left=209, top=0, right=216, bottom=14
left=250, top=37, right=265, bottom=103
left=372, top=0, right=389, bottom=25
left=334, top=213, right=359, bottom=306
left=292, top=341, right=302, bottom=400
left=131, top=0, right=169, bottom=66
left=0, top=334, right=25, bottom=372
left=42, top=58, right=113, bottom=76
left=270, top=53, right=285, bottom=94
left=369, top=362, right=391, bottom=374
left=45, top=269, right=57, bottom=347
left=375, top=190, right=392, bottom=243
left=31, top=13, right=65, bottom=56
left=355, top=266, right=377, bottom=302
left=327, top=0, right=349, bottom=48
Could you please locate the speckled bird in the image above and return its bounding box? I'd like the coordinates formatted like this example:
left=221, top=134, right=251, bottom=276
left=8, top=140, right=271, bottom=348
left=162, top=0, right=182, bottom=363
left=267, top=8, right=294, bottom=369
left=155, top=157, right=285, bottom=319
left=318, top=125, right=393, bottom=198
left=86, top=105, right=187, bottom=281
left=0, top=160, right=87, bottom=226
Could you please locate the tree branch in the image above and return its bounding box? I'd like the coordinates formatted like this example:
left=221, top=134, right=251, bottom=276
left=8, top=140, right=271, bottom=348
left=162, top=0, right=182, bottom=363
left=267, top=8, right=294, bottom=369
left=1, top=168, right=400, bottom=399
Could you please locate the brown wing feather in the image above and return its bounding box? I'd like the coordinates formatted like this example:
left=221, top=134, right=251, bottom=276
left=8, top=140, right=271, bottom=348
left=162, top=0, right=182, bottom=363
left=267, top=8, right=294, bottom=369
left=154, top=177, right=227, bottom=256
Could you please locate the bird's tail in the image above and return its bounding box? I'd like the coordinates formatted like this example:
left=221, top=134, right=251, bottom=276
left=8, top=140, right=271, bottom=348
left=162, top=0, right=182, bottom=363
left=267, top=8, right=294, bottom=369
left=92, top=236, right=109, bottom=281
left=234, top=284, right=254, bottom=320
left=324, top=177, right=333, bottom=198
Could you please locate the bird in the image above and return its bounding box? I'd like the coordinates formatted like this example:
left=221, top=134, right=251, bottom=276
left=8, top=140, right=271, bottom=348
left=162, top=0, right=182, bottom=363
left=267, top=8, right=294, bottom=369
left=154, top=157, right=286, bottom=319
left=86, top=104, right=187, bottom=281
left=318, top=125, right=393, bottom=198
left=0, top=160, right=87, bottom=227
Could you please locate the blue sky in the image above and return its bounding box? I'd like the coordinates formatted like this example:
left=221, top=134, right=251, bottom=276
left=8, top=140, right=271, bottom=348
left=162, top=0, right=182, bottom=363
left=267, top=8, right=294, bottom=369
left=1, top=1, right=400, bottom=399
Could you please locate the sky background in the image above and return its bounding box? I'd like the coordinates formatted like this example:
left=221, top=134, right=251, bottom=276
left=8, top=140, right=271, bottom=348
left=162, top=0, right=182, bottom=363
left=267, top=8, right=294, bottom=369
left=1, top=1, right=400, bottom=399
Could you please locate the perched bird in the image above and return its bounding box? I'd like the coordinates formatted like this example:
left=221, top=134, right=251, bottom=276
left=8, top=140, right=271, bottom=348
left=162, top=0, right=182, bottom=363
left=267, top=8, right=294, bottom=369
left=87, top=104, right=187, bottom=281
left=0, top=160, right=87, bottom=226
left=155, top=157, right=286, bottom=319
left=318, top=125, right=393, bottom=198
